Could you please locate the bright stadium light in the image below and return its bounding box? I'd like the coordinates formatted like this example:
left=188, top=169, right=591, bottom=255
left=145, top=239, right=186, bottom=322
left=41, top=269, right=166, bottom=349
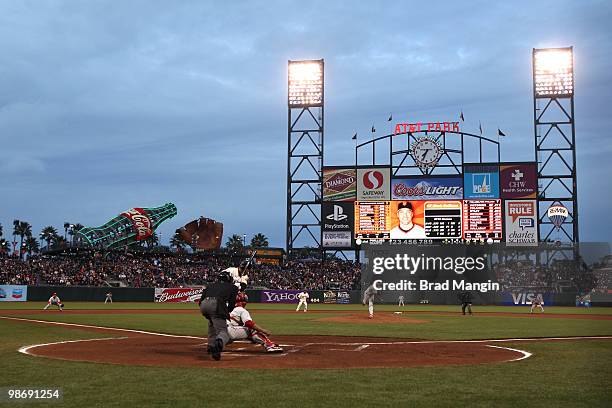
left=288, top=59, right=323, bottom=107
left=534, top=47, right=574, bottom=97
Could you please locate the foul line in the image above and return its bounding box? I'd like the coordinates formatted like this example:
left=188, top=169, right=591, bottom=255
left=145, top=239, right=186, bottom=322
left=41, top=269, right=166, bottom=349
left=3, top=316, right=610, bottom=346
left=283, top=335, right=612, bottom=347
left=0, top=316, right=204, bottom=340
left=3, top=315, right=611, bottom=364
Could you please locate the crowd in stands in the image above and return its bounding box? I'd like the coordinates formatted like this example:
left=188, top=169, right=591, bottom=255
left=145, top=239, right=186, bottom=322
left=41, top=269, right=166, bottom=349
left=493, top=257, right=601, bottom=294
left=249, top=260, right=361, bottom=290
left=0, top=258, right=38, bottom=285
left=0, top=252, right=361, bottom=290
left=0, top=250, right=605, bottom=294
left=591, top=255, right=612, bottom=294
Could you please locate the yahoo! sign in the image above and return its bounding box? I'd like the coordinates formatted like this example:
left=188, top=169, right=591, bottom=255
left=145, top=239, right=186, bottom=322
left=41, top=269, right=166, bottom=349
left=261, top=290, right=302, bottom=303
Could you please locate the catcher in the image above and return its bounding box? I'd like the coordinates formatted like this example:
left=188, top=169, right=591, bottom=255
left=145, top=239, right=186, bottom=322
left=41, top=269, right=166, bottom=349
left=226, top=292, right=283, bottom=353
left=43, top=292, right=64, bottom=311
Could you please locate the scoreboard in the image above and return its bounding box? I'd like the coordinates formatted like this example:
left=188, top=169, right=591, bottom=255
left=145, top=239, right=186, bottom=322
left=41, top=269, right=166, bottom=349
left=462, top=199, right=503, bottom=241
left=354, top=199, right=503, bottom=243
left=355, top=201, right=391, bottom=240
left=423, top=201, right=462, bottom=239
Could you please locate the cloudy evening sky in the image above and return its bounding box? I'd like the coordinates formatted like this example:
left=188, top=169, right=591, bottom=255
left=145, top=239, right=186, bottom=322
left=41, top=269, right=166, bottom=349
left=0, top=0, right=611, bottom=247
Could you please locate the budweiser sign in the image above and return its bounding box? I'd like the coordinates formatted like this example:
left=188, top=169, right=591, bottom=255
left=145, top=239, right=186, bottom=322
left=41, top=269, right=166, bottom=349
left=121, top=208, right=153, bottom=240
left=155, top=287, right=203, bottom=303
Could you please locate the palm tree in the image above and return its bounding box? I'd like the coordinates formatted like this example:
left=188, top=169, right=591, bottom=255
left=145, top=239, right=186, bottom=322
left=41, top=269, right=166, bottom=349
left=250, top=233, right=269, bottom=248
left=24, top=236, right=39, bottom=256
left=170, top=232, right=186, bottom=251
left=72, top=223, right=84, bottom=245
left=63, top=222, right=70, bottom=240
left=226, top=234, right=244, bottom=254
left=40, top=226, right=58, bottom=250
left=15, top=221, right=32, bottom=259
left=0, top=238, right=8, bottom=255
left=52, top=235, right=67, bottom=249
left=12, top=219, right=19, bottom=249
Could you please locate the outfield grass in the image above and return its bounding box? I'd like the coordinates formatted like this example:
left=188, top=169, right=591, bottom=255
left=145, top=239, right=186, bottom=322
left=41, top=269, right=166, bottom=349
left=2, top=301, right=611, bottom=314
left=0, top=303, right=610, bottom=407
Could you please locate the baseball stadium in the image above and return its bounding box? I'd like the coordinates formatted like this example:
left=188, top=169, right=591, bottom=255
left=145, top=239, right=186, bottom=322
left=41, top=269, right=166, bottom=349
left=1, top=2, right=611, bottom=408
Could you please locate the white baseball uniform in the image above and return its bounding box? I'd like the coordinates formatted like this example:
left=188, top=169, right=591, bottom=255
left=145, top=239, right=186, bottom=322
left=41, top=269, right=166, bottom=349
left=226, top=306, right=276, bottom=350
left=296, top=291, right=309, bottom=312
left=227, top=306, right=254, bottom=341
left=44, top=295, right=63, bottom=311
left=224, top=267, right=249, bottom=289
left=389, top=224, right=426, bottom=239
left=398, top=295, right=405, bottom=307
left=530, top=294, right=544, bottom=313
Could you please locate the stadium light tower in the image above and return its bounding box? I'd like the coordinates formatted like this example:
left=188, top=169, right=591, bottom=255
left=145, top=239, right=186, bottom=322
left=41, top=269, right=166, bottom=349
left=286, top=59, right=324, bottom=258
left=532, top=47, right=578, bottom=243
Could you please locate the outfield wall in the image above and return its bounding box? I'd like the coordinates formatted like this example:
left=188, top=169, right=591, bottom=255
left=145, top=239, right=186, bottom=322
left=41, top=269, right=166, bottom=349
left=9, top=286, right=609, bottom=306
left=26, top=286, right=154, bottom=302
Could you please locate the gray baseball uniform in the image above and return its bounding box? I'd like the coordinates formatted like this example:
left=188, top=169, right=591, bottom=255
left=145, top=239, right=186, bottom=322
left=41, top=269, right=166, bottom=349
left=363, top=285, right=377, bottom=317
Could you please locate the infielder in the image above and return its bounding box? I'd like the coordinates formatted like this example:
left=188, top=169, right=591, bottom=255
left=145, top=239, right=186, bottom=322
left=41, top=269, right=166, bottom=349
left=199, top=271, right=239, bottom=361
left=362, top=284, right=377, bottom=319
left=227, top=292, right=283, bottom=353
left=296, top=290, right=309, bottom=312
left=530, top=294, right=545, bottom=313
left=43, top=293, right=64, bottom=311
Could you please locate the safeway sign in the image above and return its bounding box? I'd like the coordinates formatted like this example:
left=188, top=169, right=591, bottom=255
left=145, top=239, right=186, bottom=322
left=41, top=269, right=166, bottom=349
left=357, top=168, right=391, bottom=200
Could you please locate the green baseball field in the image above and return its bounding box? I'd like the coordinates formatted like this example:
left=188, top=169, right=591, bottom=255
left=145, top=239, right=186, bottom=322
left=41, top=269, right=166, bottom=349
left=0, top=302, right=610, bottom=407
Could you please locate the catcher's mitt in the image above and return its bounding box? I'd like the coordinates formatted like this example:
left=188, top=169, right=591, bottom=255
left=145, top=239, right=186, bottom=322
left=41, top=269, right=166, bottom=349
left=176, top=217, right=223, bottom=250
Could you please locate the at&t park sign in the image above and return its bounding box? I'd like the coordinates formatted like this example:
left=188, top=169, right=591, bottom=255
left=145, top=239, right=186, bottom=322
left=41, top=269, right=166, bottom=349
left=394, top=121, right=460, bottom=135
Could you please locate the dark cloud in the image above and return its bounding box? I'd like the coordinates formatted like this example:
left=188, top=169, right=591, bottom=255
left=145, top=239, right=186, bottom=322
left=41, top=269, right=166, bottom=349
left=0, top=0, right=610, bottom=246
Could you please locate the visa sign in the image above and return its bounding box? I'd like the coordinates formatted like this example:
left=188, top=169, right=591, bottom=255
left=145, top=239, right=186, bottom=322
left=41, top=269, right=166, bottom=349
left=504, top=292, right=552, bottom=306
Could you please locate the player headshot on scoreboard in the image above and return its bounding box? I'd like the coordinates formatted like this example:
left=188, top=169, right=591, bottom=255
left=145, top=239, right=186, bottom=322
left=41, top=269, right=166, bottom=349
left=390, top=201, right=426, bottom=239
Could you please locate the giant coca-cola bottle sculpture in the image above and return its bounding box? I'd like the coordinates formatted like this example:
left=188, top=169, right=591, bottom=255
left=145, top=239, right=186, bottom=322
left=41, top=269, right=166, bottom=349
left=76, top=203, right=177, bottom=249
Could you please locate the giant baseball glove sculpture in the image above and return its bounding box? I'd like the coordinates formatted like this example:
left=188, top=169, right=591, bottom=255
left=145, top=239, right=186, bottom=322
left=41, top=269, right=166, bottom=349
left=176, top=217, right=223, bottom=250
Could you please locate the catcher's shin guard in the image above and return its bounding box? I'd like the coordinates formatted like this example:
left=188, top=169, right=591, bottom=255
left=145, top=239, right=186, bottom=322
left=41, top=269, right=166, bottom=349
left=250, top=330, right=274, bottom=348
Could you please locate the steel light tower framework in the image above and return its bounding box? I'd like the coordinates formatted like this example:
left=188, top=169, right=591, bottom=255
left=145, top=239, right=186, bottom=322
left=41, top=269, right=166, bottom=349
left=286, top=59, right=324, bottom=257
left=532, top=47, right=578, bottom=243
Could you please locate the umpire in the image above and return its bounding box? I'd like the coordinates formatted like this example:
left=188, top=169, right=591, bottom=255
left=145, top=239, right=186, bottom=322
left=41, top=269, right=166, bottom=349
left=199, top=271, right=239, bottom=361
left=459, top=291, right=473, bottom=315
